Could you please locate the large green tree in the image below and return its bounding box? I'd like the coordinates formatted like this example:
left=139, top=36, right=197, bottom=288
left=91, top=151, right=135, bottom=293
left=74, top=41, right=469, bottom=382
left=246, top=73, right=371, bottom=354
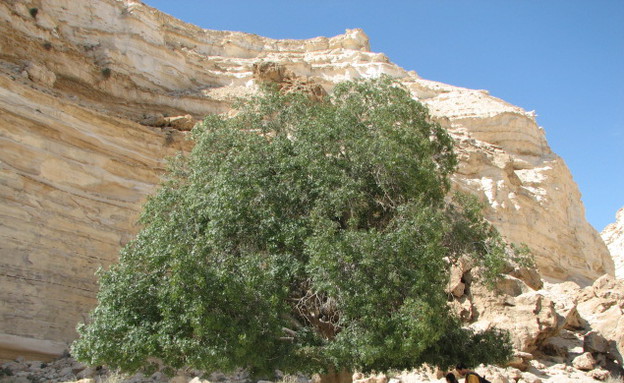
left=72, top=77, right=513, bottom=379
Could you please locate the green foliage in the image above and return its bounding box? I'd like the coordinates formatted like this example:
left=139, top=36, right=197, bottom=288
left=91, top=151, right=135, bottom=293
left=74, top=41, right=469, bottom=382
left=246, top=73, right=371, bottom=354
left=101, top=68, right=112, bottom=79
left=510, top=242, right=535, bottom=269
left=72, top=77, right=513, bottom=376
left=416, top=319, right=513, bottom=369
left=0, top=366, right=13, bottom=378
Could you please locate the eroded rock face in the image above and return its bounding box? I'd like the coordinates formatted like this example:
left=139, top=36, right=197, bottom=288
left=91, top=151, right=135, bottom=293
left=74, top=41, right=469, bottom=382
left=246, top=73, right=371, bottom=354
left=448, top=268, right=623, bottom=379
left=0, top=0, right=614, bottom=359
left=469, top=284, right=561, bottom=353
left=602, top=207, right=624, bottom=279
left=464, top=272, right=624, bottom=376
left=576, top=275, right=624, bottom=365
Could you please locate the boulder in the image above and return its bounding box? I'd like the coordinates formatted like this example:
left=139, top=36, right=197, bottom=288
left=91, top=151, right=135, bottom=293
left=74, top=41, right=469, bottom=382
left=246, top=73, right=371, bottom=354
left=576, top=275, right=624, bottom=364
left=509, top=266, right=543, bottom=291
left=585, top=368, right=610, bottom=381
left=540, top=281, right=585, bottom=330
left=447, top=257, right=472, bottom=298
left=495, top=275, right=530, bottom=297
left=507, top=351, right=533, bottom=371
left=583, top=331, right=610, bottom=354
left=572, top=352, right=596, bottom=371
left=471, top=287, right=560, bottom=353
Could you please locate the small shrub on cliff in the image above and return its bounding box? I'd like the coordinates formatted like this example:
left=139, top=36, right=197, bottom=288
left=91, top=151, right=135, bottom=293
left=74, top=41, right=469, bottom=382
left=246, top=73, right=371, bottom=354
left=101, top=67, right=112, bottom=79
left=72, top=77, right=513, bottom=378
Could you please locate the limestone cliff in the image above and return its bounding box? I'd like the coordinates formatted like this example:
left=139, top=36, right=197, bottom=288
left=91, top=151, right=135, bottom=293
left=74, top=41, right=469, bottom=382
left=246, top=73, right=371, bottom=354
left=0, top=0, right=614, bottom=360
left=602, top=207, right=624, bottom=279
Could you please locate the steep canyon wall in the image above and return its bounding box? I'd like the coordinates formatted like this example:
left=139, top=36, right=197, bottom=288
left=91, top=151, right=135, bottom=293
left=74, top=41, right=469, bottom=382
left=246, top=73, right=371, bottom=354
left=602, top=207, right=624, bottom=280
left=0, top=0, right=614, bottom=360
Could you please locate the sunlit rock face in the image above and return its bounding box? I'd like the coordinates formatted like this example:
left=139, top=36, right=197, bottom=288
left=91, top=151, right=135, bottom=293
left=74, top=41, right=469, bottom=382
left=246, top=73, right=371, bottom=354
left=424, top=87, right=614, bottom=286
left=0, top=0, right=613, bottom=359
left=602, top=207, right=624, bottom=279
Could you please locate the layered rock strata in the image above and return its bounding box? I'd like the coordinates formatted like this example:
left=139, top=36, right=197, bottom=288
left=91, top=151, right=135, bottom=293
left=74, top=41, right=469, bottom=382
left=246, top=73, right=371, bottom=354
left=0, top=0, right=614, bottom=360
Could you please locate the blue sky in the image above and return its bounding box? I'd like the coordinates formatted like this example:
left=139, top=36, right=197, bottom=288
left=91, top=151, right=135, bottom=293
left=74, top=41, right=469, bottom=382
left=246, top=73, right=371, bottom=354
left=143, top=0, right=623, bottom=231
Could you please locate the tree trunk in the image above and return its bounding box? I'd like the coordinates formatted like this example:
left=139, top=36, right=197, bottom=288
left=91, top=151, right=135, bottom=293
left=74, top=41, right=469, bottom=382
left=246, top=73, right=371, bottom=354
left=317, top=368, right=352, bottom=383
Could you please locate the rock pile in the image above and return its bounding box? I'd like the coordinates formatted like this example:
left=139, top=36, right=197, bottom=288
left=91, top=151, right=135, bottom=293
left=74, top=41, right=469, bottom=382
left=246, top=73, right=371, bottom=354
left=446, top=260, right=624, bottom=381
left=0, top=356, right=253, bottom=383
left=0, top=356, right=112, bottom=383
left=1, top=354, right=622, bottom=383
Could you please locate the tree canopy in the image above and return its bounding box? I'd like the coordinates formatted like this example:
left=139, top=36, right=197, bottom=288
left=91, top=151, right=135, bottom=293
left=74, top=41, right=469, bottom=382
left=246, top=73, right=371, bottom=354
left=72, top=77, right=513, bottom=377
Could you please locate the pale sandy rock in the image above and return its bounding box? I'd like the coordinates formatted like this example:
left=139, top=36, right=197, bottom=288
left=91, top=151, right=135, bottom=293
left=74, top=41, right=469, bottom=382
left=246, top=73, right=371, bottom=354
left=23, top=61, right=56, bottom=87
left=0, top=0, right=615, bottom=360
left=448, top=295, right=474, bottom=321
left=585, top=368, right=610, bottom=381
left=171, top=375, right=191, bottom=383
left=508, top=351, right=534, bottom=371
left=472, top=367, right=509, bottom=383
left=519, top=372, right=542, bottom=383
left=540, top=281, right=584, bottom=330
left=445, top=125, right=613, bottom=285
left=572, top=352, right=596, bottom=371
left=0, top=72, right=187, bottom=359
left=495, top=275, right=532, bottom=297
left=4, top=355, right=623, bottom=383
left=509, top=277, right=624, bottom=375
left=505, top=367, right=524, bottom=382
left=393, top=367, right=446, bottom=383
left=576, top=275, right=624, bottom=364
left=446, top=257, right=472, bottom=298
left=470, top=287, right=560, bottom=353
left=540, top=329, right=583, bottom=359
left=353, top=372, right=387, bottom=383
left=509, top=265, right=543, bottom=291
left=163, top=114, right=197, bottom=131
left=602, top=207, right=624, bottom=279
left=139, top=113, right=198, bottom=131
left=450, top=279, right=466, bottom=297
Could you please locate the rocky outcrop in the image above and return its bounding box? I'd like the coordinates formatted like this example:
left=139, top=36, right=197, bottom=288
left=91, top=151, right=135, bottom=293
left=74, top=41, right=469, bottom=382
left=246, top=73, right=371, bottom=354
left=602, top=207, right=624, bottom=279
left=0, top=0, right=614, bottom=360
left=447, top=258, right=621, bottom=372
left=447, top=263, right=624, bottom=379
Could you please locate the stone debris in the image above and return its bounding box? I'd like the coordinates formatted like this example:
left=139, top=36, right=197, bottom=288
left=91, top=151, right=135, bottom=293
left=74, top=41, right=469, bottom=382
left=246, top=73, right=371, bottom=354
left=1, top=355, right=622, bottom=383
